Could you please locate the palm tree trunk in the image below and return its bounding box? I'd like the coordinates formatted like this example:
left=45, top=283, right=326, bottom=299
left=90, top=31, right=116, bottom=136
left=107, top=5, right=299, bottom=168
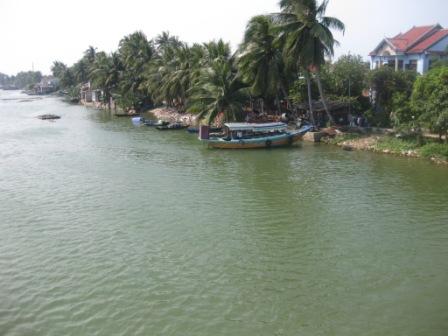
left=305, top=72, right=316, bottom=127
left=315, top=72, right=335, bottom=126
left=280, top=83, right=291, bottom=110
left=106, top=91, right=111, bottom=110
left=276, top=95, right=281, bottom=115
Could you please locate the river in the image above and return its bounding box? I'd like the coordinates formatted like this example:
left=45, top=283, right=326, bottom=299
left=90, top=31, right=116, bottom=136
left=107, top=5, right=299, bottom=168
left=1, top=90, right=448, bottom=335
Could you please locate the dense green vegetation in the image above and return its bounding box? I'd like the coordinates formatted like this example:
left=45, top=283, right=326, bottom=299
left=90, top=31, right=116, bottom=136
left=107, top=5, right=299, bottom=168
left=45, top=0, right=448, bottom=138
left=50, top=0, right=346, bottom=124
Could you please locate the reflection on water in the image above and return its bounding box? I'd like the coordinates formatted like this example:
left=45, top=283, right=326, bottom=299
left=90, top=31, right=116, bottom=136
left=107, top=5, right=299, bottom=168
left=1, top=90, right=448, bottom=335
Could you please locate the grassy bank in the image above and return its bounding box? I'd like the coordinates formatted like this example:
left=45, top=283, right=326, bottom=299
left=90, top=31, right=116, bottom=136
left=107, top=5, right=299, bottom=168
left=325, top=133, right=448, bottom=165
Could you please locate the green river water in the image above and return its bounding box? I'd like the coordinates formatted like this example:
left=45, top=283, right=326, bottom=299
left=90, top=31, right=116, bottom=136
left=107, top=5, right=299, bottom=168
left=1, top=90, right=448, bottom=335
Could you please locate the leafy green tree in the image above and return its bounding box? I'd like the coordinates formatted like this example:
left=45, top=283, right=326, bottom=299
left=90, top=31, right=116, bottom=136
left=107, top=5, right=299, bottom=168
left=411, top=66, right=448, bottom=141
left=319, top=54, right=370, bottom=115
left=275, top=0, right=345, bottom=125
left=368, top=67, right=416, bottom=127
left=325, top=55, right=368, bottom=97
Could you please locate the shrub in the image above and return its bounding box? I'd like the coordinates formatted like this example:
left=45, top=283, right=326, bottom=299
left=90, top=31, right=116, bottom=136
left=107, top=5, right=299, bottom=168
left=420, top=143, right=448, bottom=160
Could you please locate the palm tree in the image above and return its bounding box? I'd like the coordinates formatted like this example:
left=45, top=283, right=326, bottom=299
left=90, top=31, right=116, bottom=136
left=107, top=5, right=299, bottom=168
left=72, top=59, right=89, bottom=84
left=51, top=61, right=75, bottom=88
left=51, top=61, right=67, bottom=78
left=188, top=58, right=248, bottom=125
left=202, top=40, right=232, bottom=66
left=155, top=31, right=182, bottom=52
left=144, top=40, right=209, bottom=111
left=275, top=0, right=344, bottom=125
left=119, top=31, right=153, bottom=72
left=84, top=46, right=97, bottom=65
left=237, top=15, right=289, bottom=114
left=90, top=52, right=123, bottom=109
left=118, top=31, right=154, bottom=110
left=161, top=44, right=203, bottom=110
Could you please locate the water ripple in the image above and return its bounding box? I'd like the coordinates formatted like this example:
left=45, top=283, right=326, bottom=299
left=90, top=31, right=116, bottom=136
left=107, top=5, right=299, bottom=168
left=1, top=91, right=448, bottom=335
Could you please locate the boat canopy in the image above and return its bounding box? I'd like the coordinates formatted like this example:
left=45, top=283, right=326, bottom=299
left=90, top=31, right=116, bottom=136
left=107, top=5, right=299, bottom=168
left=224, top=122, right=287, bottom=132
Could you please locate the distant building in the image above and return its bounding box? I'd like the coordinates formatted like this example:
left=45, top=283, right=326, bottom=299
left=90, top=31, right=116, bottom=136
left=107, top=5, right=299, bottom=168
left=33, top=76, right=59, bottom=94
left=80, top=82, right=102, bottom=103
left=370, top=24, right=448, bottom=74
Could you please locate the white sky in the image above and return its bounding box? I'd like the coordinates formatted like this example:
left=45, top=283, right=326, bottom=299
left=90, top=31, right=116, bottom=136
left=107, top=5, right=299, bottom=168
left=0, top=0, right=447, bottom=75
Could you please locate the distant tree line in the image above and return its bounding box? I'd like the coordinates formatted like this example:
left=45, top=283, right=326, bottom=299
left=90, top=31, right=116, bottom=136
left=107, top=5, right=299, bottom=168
left=0, top=71, right=42, bottom=89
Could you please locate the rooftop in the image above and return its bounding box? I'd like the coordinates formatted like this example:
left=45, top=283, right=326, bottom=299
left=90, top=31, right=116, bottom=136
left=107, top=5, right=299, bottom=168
left=371, top=24, right=448, bottom=55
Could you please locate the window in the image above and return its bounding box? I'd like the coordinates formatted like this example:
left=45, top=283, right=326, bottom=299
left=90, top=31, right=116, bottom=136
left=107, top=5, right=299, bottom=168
left=406, top=60, right=417, bottom=71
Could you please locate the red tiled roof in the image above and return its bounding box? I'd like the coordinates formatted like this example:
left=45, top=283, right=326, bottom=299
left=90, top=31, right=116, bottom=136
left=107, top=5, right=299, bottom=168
left=390, top=25, right=436, bottom=51
left=389, top=37, right=408, bottom=51
left=408, top=29, right=448, bottom=53
left=371, top=24, right=445, bottom=55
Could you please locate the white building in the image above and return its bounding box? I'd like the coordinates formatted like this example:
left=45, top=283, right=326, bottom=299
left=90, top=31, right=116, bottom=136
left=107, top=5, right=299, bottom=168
left=370, top=24, right=448, bottom=74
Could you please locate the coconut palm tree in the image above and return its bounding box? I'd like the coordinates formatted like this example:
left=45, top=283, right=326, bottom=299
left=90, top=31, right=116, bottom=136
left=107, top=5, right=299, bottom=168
left=144, top=41, right=206, bottom=110
left=189, top=58, right=248, bottom=125
left=90, top=52, right=123, bottom=109
left=72, top=59, right=89, bottom=84
left=202, top=40, right=232, bottom=66
left=51, top=61, right=67, bottom=78
left=237, top=15, right=289, bottom=114
left=155, top=31, right=182, bottom=52
left=162, top=44, right=203, bottom=110
left=51, top=61, right=76, bottom=88
left=84, top=46, right=97, bottom=65
left=275, top=0, right=344, bottom=125
left=118, top=31, right=154, bottom=110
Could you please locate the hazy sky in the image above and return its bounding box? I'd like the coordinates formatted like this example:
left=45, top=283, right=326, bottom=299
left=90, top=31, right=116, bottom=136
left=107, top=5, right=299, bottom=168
left=0, top=0, right=447, bottom=75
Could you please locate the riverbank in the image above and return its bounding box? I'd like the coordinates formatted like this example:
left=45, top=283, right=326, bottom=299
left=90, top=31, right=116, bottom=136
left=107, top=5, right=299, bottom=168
left=324, top=132, right=448, bottom=165
left=147, top=107, right=197, bottom=125
left=78, top=99, right=198, bottom=125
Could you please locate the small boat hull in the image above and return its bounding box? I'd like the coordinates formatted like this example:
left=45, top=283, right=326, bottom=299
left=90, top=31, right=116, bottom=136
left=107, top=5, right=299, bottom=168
left=144, top=120, right=169, bottom=127
left=205, top=131, right=304, bottom=149
left=156, top=123, right=189, bottom=130
left=187, top=127, right=222, bottom=134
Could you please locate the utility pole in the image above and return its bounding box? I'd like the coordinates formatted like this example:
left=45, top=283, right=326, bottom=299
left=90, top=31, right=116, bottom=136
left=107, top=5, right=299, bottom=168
left=348, top=77, right=351, bottom=117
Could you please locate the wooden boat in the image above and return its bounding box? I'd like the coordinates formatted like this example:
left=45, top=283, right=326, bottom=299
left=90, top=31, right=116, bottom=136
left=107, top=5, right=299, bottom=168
left=198, top=122, right=312, bottom=149
left=187, top=126, right=222, bottom=133
left=144, top=119, right=169, bottom=127
left=37, top=114, right=61, bottom=120
left=156, top=122, right=189, bottom=130
left=114, top=112, right=139, bottom=117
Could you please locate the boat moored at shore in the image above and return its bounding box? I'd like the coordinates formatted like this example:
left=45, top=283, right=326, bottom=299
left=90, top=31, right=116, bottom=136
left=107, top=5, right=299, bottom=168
left=199, top=122, right=312, bottom=149
left=156, top=122, right=189, bottom=130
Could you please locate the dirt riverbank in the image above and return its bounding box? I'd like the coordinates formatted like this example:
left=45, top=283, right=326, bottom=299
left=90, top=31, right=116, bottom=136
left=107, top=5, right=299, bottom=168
left=322, top=132, right=448, bottom=165
left=147, top=107, right=197, bottom=125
